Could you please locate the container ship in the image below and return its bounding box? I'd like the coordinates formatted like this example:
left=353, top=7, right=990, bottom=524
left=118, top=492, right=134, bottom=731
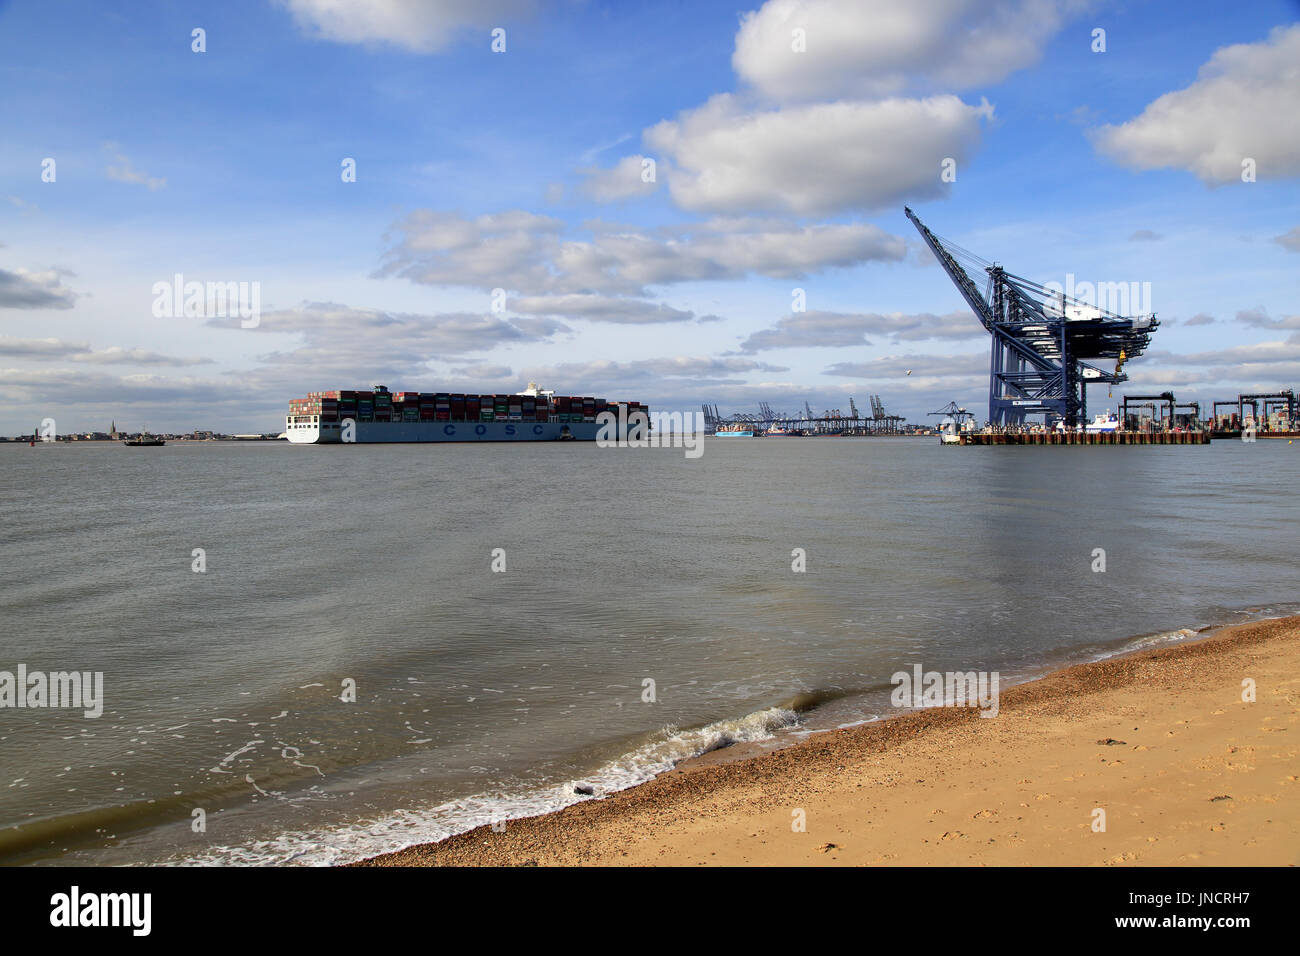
left=284, top=383, right=649, bottom=444
left=713, top=423, right=755, bottom=437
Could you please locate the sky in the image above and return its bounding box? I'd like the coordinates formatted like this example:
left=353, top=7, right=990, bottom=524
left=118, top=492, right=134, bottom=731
left=1, top=0, right=1298, bottom=434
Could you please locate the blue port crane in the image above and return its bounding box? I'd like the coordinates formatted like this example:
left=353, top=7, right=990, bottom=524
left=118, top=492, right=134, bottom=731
left=904, top=207, right=1159, bottom=427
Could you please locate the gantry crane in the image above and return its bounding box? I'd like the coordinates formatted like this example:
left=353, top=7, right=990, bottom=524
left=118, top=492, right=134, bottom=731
left=905, top=207, right=1159, bottom=427
left=1120, top=392, right=1176, bottom=429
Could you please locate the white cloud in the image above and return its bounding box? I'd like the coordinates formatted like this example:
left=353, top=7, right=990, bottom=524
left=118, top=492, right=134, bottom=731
left=207, top=301, right=570, bottom=384
left=738, top=309, right=982, bottom=351
left=103, top=142, right=165, bottom=190
left=1274, top=226, right=1300, bottom=252
left=1234, top=308, right=1300, bottom=331
left=1149, top=332, right=1300, bottom=366
left=578, top=155, right=661, bottom=202
left=280, top=0, right=534, bottom=53
left=445, top=363, right=515, bottom=382
left=379, top=210, right=906, bottom=295
left=0, top=268, right=78, bottom=309
left=0, top=337, right=73, bottom=358
left=0, top=337, right=210, bottom=366
left=75, top=346, right=212, bottom=366
left=511, top=356, right=790, bottom=393
left=378, top=209, right=565, bottom=292
left=0, top=367, right=254, bottom=416
left=645, top=93, right=992, bottom=215
left=509, top=294, right=695, bottom=325
left=1093, top=24, right=1300, bottom=184
left=732, top=0, right=1074, bottom=102
left=825, top=351, right=988, bottom=379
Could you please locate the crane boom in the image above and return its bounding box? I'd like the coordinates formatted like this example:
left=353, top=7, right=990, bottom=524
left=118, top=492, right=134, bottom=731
left=904, top=207, right=995, bottom=330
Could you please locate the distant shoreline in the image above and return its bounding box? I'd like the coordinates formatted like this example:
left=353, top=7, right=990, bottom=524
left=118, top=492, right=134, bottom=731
left=1, top=437, right=283, bottom=443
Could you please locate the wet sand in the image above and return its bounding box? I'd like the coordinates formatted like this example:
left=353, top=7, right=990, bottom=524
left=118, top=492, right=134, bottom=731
left=354, top=616, right=1300, bottom=866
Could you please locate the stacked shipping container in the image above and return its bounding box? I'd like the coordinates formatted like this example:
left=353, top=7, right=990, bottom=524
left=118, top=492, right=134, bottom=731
left=288, top=386, right=644, bottom=426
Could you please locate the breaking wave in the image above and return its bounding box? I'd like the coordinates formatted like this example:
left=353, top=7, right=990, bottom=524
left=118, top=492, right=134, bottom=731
left=169, top=702, right=804, bottom=867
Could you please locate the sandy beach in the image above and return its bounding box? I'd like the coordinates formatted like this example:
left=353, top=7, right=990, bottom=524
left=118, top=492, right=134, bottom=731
left=355, top=615, right=1300, bottom=866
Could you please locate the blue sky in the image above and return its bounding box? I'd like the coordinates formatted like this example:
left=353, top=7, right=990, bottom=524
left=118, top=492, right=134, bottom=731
left=1, top=0, right=1298, bottom=433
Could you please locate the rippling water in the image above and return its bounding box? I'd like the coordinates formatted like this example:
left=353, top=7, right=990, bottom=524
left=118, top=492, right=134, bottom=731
left=0, top=437, right=1295, bottom=865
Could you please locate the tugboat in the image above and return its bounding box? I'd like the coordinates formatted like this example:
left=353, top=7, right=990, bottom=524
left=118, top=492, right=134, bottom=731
left=123, top=431, right=166, bottom=447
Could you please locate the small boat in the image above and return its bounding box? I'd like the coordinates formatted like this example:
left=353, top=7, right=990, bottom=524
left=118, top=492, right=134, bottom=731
left=123, top=433, right=166, bottom=446
left=936, top=410, right=976, bottom=444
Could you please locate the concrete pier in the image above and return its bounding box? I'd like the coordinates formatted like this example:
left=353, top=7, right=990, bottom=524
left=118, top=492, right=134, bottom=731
left=959, top=431, right=1210, bottom=446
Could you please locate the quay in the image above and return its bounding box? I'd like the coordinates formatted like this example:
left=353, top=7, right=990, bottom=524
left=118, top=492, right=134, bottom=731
left=960, top=431, right=1210, bottom=446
